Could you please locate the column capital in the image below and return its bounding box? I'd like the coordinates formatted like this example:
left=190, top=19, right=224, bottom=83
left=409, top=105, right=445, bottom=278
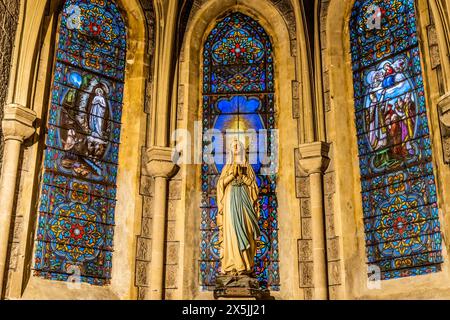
left=298, top=141, right=330, bottom=175
left=2, top=104, right=37, bottom=142
left=146, top=146, right=179, bottom=179
left=438, top=92, right=450, bottom=128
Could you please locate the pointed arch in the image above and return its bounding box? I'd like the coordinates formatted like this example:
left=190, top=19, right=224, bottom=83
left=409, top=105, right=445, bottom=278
left=200, top=11, right=279, bottom=290
left=176, top=0, right=301, bottom=299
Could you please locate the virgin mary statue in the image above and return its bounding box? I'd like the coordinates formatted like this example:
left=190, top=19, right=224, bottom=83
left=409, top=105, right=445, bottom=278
left=217, top=139, right=260, bottom=276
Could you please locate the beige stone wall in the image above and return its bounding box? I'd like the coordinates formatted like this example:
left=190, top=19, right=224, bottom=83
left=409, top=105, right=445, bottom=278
left=0, top=0, right=20, bottom=174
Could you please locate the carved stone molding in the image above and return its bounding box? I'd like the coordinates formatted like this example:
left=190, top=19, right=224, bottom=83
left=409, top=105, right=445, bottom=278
left=438, top=93, right=450, bottom=163
left=298, top=142, right=331, bottom=175
left=2, top=104, right=36, bottom=142
left=185, top=0, right=298, bottom=57
left=438, top=93, right=450, bottom=128
left=145, top=146, right=179, bottom=178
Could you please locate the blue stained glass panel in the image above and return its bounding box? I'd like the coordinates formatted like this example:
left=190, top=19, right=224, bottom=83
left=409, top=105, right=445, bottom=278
left=200, top=12, right=279, bottom=291
left=350, top=0, right=443, bottom=280
left=34, top=0, right=126, bottom=286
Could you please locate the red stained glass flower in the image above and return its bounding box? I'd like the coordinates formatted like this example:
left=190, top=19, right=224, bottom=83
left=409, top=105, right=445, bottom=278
left=70, top=224, right=85, bottom=240
left=230, top=42, right=246, bottom=58
left=89, top=22, right=102, bottom=36
left=393, top=217, right=407, bottom=234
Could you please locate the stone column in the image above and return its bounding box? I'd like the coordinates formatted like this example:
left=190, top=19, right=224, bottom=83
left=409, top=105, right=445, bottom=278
left=141, top=0, right=180, bottom=300
left=298, top=142, right=330, bottom=300
left=0, top=104, right=36, bottom=297
left=145, top=146, right=179, bottom=300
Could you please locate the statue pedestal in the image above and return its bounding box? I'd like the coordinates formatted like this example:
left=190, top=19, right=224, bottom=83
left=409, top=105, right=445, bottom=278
left=213, top=275, right=271, bottom=300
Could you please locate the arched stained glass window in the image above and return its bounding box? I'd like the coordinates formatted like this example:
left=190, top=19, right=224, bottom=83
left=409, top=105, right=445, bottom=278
left=33, top=0, right=127, bottom=285
left=200, top=12, right=279, bottom=290
left=350, top=0, right=443, bottom=280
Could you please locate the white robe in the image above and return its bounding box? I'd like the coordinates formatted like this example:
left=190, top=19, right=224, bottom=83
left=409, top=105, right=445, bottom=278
left=89, top=95, right=107, bottom=139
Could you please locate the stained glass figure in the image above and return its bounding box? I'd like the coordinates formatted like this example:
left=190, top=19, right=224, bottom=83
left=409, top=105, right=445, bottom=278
left=201, top=12, right=279, bottom=291
left=350, top=0, right=443, bottom=280
left=33, top=0, right=127, bottom=285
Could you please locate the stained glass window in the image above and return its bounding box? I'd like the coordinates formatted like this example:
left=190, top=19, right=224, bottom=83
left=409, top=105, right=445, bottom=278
left=33, top=0, right=126, bottom=285
left=200, top=12, right=279, bottom=291
left=350, top=0, right=443, bottom=280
